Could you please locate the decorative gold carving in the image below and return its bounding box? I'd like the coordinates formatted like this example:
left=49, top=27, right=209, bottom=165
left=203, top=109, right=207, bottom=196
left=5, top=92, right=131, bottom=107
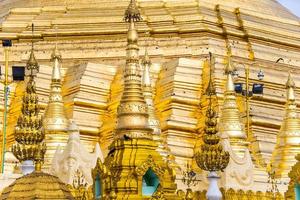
left=136, top=155, right=164, bottom=176
left=11, top=42, right=46, bottom=170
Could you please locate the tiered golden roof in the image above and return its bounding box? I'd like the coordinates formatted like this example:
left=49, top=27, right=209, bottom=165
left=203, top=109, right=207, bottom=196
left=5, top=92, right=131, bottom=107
left=195, top=54, right=229, bottom=172
left=0, top=34, right=74, bottom=200
left=0, top=172, right=74, bottom=199
left=218, top=55, right=248, bottom=158
left=271, top=73, right=300, bottom=178
left=92, top=0, right=178, bottom=199
left=43, top=44, right=69, bottom=133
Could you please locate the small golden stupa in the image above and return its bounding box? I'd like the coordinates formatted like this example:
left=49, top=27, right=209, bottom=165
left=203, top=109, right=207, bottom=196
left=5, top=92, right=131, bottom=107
left=0, top=27, right=74, bottom=200
left=271, top=72, right=300, bottom=179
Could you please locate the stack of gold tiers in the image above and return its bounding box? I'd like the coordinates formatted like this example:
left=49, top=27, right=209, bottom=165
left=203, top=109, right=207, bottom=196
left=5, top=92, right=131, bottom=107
left=0, top=0, right=299, bottom=193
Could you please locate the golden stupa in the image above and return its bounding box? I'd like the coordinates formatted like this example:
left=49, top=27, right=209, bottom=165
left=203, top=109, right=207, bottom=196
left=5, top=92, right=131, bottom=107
left=0, top=0, right=299, bottom=198
left=92, top=1, right=178, bottom=199
left=0, top=32, right=73, bottom=200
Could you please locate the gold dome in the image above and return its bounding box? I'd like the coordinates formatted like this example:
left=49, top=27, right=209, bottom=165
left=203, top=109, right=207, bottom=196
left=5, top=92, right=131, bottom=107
left=0, top=171, right=74, bottom=200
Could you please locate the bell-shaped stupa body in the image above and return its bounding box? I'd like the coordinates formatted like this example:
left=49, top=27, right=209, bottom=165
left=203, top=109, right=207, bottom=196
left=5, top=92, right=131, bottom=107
left=50, top=120, right=103, bottom=186
left=271, top=73, right=300, bottom=180
left=218, top=56, right=254, bottom=190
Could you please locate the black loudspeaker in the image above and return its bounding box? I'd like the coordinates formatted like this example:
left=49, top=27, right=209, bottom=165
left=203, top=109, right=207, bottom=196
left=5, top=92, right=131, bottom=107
left=12, top=66, right=25, bottom=81
left=234, top=83, right=243, bottom=94
left=252, top=83, right=264, bottom=94
left=2, top=40, right=12, bottom=47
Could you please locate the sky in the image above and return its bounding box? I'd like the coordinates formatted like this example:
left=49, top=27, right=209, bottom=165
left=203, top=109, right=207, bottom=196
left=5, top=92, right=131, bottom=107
left=277, top=0, right=300, bottom=17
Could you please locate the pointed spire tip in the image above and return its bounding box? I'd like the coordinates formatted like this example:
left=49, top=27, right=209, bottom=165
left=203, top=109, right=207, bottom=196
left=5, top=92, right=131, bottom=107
left=286, top=72, right=295, bottom=88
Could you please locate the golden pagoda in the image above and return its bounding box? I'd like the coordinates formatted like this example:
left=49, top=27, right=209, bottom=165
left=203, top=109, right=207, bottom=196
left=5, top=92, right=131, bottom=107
left=92, top=0, right=178, bottom=199
left=219, top=55, right=248, bottom=157
left=271, top=73, right=300, bottom=179
left=43, top=43, right=70, bottom=168
left=141, top=48, right=172, bottom=161
left=0, top=0, right=300, bottom=197
left=0, top=29, right=74, bottom=200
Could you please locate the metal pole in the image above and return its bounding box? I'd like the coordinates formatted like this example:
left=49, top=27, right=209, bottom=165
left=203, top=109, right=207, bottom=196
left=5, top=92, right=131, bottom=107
left=1, top=47, right=9, bottom=174
left=245, top=64, right=250, bottom=139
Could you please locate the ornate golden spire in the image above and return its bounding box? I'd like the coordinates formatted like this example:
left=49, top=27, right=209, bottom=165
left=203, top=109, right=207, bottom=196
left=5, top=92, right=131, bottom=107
left=218, top=54, right=247, bottom=158
left=43, top=43, right=69, bottom=132
left=271, top=72, right=300, bottom=178
left=116, top=0, right=152, bottom=139
left=195, top=53, right=229, bottom=172
left=11, top=24, right=46, bottom=171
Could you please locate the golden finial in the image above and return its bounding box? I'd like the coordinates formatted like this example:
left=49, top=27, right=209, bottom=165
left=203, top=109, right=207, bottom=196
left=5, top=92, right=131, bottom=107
left=205, top=52, right=216, bottom=96
left=12, top=24, right=46, bottom=171
left=224, top=55, right=235, bottom=92
left=124, top=0, right=142, bottom=22
left=26, top=23, right=39, bottom=76
left=286, top=71, right=295, bottom=101
left=195, top=53, right=230, bottom=172
left=271, top=72, right=300, bottom=178
left=115, top=0, right=152, bottom=139
left=43, top=30, right=69, bottom=132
